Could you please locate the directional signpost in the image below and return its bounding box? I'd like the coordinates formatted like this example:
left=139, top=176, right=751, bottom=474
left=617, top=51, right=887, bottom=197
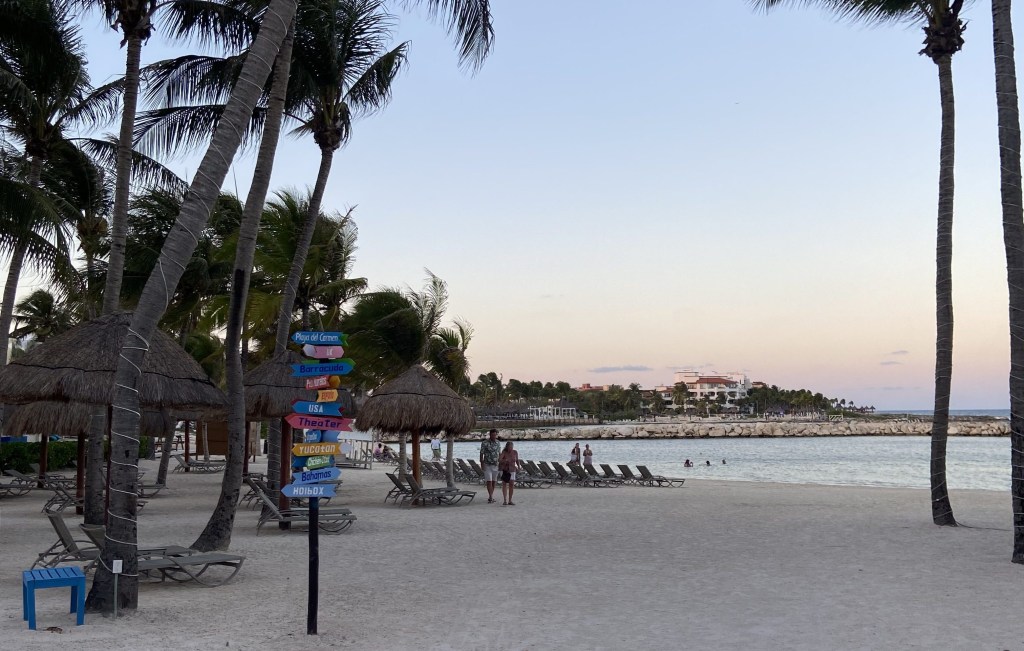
left=287, top=331, right=355, bottom=636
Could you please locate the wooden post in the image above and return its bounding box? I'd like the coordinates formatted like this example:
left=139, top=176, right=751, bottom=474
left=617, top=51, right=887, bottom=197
left=412, top=429, right=421, bottom=488
left=75, top=432, right=85, bottom=515
left=184, top=420, right=191, bottom=471
left=37, top=434, right=49, bottom=488
left=307, top=496, right=319, bottom=635
left=279, top=419, right=292, bottom=529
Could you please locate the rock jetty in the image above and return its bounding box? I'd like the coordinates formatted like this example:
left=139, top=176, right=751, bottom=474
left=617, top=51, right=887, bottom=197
left=458, top=419, right=1009, bottom=441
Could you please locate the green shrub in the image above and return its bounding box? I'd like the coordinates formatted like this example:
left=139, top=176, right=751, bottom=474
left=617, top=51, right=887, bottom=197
left=0, top=441, right=77, bottom=473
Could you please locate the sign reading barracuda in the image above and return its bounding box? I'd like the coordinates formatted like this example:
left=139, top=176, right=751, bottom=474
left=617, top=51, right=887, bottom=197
left=290, top=359, right=355, bottom=377
left=291, top=331, right=347, bottom=346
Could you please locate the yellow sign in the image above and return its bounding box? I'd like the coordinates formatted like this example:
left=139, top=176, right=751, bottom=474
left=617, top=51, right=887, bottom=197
left=292, top=442, right=342, bottom=457
left=316, top=389, right=339, bottom=403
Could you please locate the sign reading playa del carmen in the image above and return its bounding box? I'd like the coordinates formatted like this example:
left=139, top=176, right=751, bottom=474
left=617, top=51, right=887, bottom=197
left=286, top=330, right=355, bottom=635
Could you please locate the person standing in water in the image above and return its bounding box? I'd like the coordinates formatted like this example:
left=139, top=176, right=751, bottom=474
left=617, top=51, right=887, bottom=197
left=583, top=444, right=594, bottom=466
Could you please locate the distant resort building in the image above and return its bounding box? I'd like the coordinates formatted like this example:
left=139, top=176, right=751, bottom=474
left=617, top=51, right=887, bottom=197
left=527, top=405, right=579, bottom=419
left=673, top=370, right=752, bottom=404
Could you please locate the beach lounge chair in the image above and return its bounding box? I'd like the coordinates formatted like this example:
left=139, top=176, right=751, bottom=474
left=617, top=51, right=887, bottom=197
left=254, top=490, right=355, bottom=534
left=457, top=459, right=483, bottom=483
left=403, top=475, right=475, bottom=506
left=537, top=462, right=566, bottom=484
left=468, top=459, right=488, bottom=478
left=637, top=465, right=685, bottom=487
left=617, top=465, right=648, bottom=486
left=78, top=524, right=196, bottom=564
left=5, top=469, right=43, bottom=490
left=515, top=462, right=554, bottom=489
left=551, top=462, right=578, bottom=484
left=0, top=473, right=33, bottom=497
left=33, top=514, right=101, bottom=569
left=171, top=454, right=226, bottom=473
left=138, top=482, right=167, bottom=498
left=600, top=464, right=626, bottom=481
left=137, top=552, right=246, bottom=586
left=385, top=472, right=416, bottom=504
left=39, top=476, right=85, bottom=514
left=568, top=463, right=619, bottom=487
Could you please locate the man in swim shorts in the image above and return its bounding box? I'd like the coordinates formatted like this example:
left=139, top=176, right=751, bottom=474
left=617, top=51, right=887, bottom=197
left=480, top=428, right=501, bottom=503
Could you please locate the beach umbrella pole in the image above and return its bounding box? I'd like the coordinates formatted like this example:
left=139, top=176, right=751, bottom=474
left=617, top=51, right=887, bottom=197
left=184, top=421, right=191, bottom=471
left=37, top=434, right=48, bottom=488
left=76, top=433, right=85, bottom=515
left=279, top=420, right=292, bottom=529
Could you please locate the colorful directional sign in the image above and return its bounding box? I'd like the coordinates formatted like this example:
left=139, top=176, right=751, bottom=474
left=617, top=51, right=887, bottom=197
left=292, top=400, right=343, bottom=417
left=305, top=376, right=331, bottom=390
left=291, top=331, right=347, bottom=346
left=292, top=467, right=341, bottom=485
left=282, top=483, right=336, bottom=499
left=292, top=442, right=342, bottom=457
left=285, top=413, right=353, bottom=431
left=316, top=389, right=339, bottom=402
left=303, top=429, right=322, bottom=443
left=302, top=344, right=345, bottom=359
left=290, top=360, right=355, bottom=377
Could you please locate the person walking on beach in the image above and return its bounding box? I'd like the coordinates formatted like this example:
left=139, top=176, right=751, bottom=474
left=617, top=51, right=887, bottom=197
left=480, top=429, right=501, bottom=503
left=430, top=435, right=442, bottom=460
left=570, top=442, right=581, bottom=464
left=498, top=441, right=519, bottom=505
left=583, top=444, right=593, bottom=466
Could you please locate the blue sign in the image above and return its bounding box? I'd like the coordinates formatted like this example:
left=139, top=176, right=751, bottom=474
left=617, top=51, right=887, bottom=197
left=291, top=331, right=347, bottom=346
left=292, top=467, right=341, bottom=485
left=303, top=429, right=322, bottom=443
left=290, top=360, right=355, bottom=377
left=282, top=483, right=336, bottom=498
left=321, top=430, right=340, bottom=443
left=292, top=401, right=342, bottom=417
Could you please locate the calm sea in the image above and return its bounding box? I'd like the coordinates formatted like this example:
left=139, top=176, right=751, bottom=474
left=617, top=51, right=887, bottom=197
left=877, top=409, right=1010, bottom=418
left=434, top=435, right=1011, bottom=492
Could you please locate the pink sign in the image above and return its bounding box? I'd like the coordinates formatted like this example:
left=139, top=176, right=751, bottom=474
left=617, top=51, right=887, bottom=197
left=285, top=413, right=353, bottom=431
left=302, top=344, right=345, bottom=359
left=305, top=376, right=330, bottom=390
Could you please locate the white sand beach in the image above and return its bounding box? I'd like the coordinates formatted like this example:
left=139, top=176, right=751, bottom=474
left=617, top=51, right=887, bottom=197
left=2, top=460, right=1023, bottom=651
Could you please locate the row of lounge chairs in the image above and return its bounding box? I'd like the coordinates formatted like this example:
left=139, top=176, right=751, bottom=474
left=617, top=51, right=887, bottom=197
left=171, top=454, right=226, bottom=473
left=242, top=475, right=356, bottom=534
left=384, top=473, right=476, bottom=507
left=408, top=458, right=684, bottom=489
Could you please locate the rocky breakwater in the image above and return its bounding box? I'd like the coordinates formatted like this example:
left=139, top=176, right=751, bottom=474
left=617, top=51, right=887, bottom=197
left=466, top=419, right=1010, bottom=441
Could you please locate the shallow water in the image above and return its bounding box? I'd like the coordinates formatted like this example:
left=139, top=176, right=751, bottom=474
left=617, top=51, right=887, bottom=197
left=423, top=436, right=1011, bottom=491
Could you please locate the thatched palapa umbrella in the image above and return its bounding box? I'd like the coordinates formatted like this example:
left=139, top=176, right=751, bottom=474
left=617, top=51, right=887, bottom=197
left=0, top=313, right=225, bottom=513
left=355, top=364, right=475, bottom=489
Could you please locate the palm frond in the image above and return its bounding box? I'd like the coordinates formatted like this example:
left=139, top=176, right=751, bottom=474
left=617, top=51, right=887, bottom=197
left=133, top=103, right=267, bottom=159
left=59, top=77, right=124, bottom=130
left=163, top=0, right=261, bottom=53
left=141, top=53, right=248, bottom=108
left=401, top=0, right=494, bottom=70
left=345, top=41, right=409, bottom=117
left=75, top=136, right=188, bottom=192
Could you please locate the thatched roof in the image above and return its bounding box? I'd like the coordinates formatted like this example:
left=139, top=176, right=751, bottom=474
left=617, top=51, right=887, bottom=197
left=244, top=351, right=354, bottom=419
left=4, top=402, right=175, bottom=438
left=355, top=364, right=474, bottom=436
left=0, top=313, right=225, bottom=410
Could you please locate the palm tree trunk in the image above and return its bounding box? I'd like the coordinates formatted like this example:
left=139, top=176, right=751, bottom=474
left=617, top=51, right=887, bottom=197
left=192, top=20, right=296, bottom=552
left=156, top=424, right=174, bottom=486
left=272, top=147, right=335, bottom=352
left=0, top=239, right=28, bottom=365
left=931, top=54, right=957, bottom=527
left=101, top=33, right=143, bottom=316
left=992, top=0, right=1024, bottom=563
left=83, top=411, right=106, bottom=524
left=85, top=0, right=297, bottom=612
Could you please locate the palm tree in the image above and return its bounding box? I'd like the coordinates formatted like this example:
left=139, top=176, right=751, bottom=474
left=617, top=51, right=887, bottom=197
left=85, top=0, right=298, bottom=613
left=10, top=289, right=77, bottom=342
left=71, top=0, right=254, bottom=316
left=990, top=0, right=1024, bottom=563
left=342, top=270, right=472, bottom=486
left=750, top=0, right=965, bottom=526
left=0, top=0, right=121, bottom=363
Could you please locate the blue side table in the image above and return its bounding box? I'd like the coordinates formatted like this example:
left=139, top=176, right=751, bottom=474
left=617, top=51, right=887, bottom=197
left=22, top=566, right=86, bottom=630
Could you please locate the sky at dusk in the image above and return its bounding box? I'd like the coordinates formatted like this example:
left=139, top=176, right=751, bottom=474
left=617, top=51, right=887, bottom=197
left=14, top=1, right=1024, bottom=409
